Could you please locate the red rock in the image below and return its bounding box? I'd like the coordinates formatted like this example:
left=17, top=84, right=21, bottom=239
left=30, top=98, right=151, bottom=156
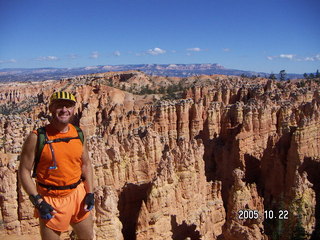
left=0, top=72, right=318, bottom=239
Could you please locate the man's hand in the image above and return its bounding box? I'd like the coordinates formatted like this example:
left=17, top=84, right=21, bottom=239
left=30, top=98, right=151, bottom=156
left=84, top=193, right=94, bottom=211
left=37, top=200, right=56, bottom=219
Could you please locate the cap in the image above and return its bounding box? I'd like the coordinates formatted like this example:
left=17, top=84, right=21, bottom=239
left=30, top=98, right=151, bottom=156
left=50, top=91, right=76, bottom=104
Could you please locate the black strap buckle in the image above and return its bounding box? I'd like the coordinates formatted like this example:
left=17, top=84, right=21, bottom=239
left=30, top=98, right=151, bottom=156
left=45, top=137, right=80, bottom=144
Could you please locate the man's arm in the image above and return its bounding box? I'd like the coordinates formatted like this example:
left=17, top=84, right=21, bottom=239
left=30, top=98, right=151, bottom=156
left=81, top=138, right=94, bottom=194
left=81, top=138, right=95, bottom=211
left=18, top=132, right=38, bottom=196
left=19, top=132, right=56, bottom=219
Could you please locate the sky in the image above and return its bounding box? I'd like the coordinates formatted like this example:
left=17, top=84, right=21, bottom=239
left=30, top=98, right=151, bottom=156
left=0, top=0, right=319, bottom=74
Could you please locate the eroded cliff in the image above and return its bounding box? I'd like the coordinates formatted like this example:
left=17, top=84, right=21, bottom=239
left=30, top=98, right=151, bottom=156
left=0, top=71, right=319, bottom=239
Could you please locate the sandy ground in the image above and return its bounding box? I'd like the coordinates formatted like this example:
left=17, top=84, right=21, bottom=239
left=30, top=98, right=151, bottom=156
left=0, top=234, right=41, bottom=240
left=0, top=232, right=72, bottom=240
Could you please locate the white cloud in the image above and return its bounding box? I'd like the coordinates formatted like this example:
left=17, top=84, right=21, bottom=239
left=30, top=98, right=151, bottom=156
left=303, top=54, right=320, bottom=62
left=0, top=59, right=17, bottom=64
left=267, top=53, right=320, bottom=62
left=36, top=56, right=59, bottom=61
left=279, top=54, right=295, bottom=60
left=90, top=51, right=100, bottom=59
left=223, top=48, right=231, bottom=52
left=187, top=47, right=202, bottom=52
left=113, top=51, right=121, bottom=57
left=267, top=54, right=295, bottom=61
left=146, top=47, right=166, bottom=55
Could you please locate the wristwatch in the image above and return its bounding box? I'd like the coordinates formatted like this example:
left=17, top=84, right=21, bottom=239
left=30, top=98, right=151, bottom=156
left=29, top=194, right=43, bottom=206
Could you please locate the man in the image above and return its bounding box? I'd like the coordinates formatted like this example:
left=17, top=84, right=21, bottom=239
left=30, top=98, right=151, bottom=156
left=19, top=91, right=94, bottom=240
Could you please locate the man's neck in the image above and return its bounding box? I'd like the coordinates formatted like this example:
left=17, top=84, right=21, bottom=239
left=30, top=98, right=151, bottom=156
left=51, top=120, right=69, bottom=133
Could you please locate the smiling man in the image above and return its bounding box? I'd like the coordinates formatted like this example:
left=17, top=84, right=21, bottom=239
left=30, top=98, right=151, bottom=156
left=19, top=91, right=94, bottom=240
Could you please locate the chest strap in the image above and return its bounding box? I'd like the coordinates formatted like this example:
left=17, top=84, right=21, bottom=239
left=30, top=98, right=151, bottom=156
left=45, top=136, right=80, bottom=144
left=37, top=179, right=82, bottom=191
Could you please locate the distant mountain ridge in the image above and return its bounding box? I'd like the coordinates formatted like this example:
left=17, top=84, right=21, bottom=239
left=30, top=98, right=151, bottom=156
left=0, top=64, right=303, bottom=82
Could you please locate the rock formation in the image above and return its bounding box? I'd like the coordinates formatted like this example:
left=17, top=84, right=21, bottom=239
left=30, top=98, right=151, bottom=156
left=0, top=72, right=319, bottom=239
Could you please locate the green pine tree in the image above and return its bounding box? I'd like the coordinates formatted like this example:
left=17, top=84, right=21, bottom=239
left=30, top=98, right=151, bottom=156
left=279, top=70, right=287, bottom=81
left=269, top=73, right=277, bottom=80
left=291, top=204, right=308, bottom=240
left=291, top=217, right=307, bottom=240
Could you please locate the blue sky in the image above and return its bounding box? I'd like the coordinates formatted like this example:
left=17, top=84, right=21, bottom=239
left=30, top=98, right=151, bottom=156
left=0, top=0, right=319, bottom=74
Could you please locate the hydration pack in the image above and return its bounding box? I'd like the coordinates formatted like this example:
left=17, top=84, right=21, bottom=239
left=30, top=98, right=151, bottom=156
left=32, top=124, right=84, bottom=178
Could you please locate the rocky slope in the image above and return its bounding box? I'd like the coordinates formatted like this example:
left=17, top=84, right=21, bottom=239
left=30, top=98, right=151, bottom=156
left=0, top=71, right=319, bottom=239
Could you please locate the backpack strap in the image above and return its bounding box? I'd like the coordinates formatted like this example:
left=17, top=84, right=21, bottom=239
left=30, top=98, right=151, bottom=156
left=74, top=125, right=84, bottom=144
left=32, top=127, right=46, bottom=178
left=32, top=124, right=84, bottom=178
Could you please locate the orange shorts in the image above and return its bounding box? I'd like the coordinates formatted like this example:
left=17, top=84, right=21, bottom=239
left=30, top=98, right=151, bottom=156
left=35, top=182, right=90, bottom=232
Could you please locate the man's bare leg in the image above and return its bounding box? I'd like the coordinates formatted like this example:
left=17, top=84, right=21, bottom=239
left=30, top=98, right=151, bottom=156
left=71, top=213, right=93, bottom=240
left=39, top=219, right=61, bottom=240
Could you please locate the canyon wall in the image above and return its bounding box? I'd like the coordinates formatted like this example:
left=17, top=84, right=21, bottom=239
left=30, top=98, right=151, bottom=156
left=0, top=72, right=319, bottom=239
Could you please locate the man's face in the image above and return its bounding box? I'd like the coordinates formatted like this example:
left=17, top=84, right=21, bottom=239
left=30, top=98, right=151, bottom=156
left=49, top=100, right=76, bottom=124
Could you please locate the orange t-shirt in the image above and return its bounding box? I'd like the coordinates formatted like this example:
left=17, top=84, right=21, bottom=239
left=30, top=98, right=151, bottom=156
left=33, top=123, right=83, bottom=196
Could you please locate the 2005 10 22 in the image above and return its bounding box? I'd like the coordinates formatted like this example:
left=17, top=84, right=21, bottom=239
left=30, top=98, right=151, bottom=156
left=238, top=209, right=289, bottom=220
